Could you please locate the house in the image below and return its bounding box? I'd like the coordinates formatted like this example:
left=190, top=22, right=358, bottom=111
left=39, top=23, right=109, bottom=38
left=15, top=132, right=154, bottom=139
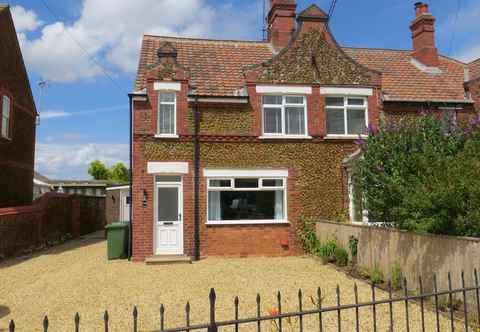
left=466, top=58, right=480, bottom=110
left=130, top=1, right=477, bottom=261
left=33, top=171, right=110, bottom=198
left=51, top=180, right=109, bottom=197
left=105, top=185, right=131, bottom=224
left=0, top=5, right=37, bottom=208
left=33, top=171, right=53, bottom=199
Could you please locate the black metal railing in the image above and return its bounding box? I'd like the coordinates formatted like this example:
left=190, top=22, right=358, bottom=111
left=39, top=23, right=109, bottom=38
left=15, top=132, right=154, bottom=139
left=7, top=270, right=480, bottom=331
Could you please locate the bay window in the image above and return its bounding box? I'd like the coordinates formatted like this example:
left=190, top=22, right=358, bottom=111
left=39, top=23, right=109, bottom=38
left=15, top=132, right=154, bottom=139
left=325, top=96, right=367, bottom=136
left=207, top=177, right=287, bottom=224
left=1, top=95, right=11, bottom=139
left=157, top=92, right=176, bottom=136
left=262, top=95, right=307, bottom=137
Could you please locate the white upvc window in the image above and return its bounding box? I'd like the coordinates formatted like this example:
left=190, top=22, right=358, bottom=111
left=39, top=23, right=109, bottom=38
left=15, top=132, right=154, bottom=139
left=157, top=92, right=177, bottom=136
left=325, top=96, right=368, bottom=137
left=206, top=176, right=288, bottom=225
left=262, top=95, right=308, bottom=137
left=1, top=95, right=11, bottom=139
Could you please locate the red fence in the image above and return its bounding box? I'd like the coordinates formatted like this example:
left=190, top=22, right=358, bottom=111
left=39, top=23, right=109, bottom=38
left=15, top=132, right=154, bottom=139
left=0, top=193, right=105, bottom=259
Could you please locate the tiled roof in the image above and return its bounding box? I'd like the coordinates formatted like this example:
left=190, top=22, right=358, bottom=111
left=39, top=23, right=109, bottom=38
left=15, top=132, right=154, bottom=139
left=469, top=58, right=480, bottom=81
left=135, top=35, right=469, bottom=103
left=135, top=35, right=273, bottom=96
left=343, top=48, right=468, bottom=103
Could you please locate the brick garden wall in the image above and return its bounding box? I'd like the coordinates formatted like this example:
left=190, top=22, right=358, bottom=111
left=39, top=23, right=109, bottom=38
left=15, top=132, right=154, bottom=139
left=0, top=193, right=105, bottom=259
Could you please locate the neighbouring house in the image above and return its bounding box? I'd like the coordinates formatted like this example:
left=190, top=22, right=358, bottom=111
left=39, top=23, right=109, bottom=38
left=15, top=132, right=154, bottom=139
left=33, top=171, right=53, bottom=199
left=130, top=1, right=477, bottom=261
left=105, top=185, right=131, bottom=224
left=466, top=58, right=480, bottom=111
left=51, top=180, right=109, bottom=197
left=0, top=5, right=37, bottom=208
left=33, top=171, right=110, bottom=198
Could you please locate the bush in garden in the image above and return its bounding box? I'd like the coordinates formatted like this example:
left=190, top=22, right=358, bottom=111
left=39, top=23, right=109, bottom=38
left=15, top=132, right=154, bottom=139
left=353, top=113, right=480, bottom=237
left=334, top=247, right=349, bottom=267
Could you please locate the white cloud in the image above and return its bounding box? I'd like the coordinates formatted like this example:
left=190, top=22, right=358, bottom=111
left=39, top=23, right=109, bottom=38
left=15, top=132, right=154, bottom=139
left=11, top=5, right=43, bottom=32
left=36, top=143, right=128, bottom=179
left=15, top=0, right=259, bottom=83
left=41, top=111, right=72, bottom=119
left=40, top=104, right=127, bottom=120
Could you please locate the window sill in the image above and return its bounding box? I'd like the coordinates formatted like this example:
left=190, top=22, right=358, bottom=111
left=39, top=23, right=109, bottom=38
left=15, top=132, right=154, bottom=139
left=324, top=134, right=367, bottom=140
left=206, top=220, right=290, bottom=226
left=154, top=134, right=179, bottom=139
left=259, top=135, right=312, bottom=140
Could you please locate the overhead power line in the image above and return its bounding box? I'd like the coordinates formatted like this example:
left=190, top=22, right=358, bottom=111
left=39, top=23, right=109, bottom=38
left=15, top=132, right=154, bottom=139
left=448, top=0, right=462, bottom=56
left=328, top=0, right=338, bottom=24
left=38, top=0, right=128, bottom=95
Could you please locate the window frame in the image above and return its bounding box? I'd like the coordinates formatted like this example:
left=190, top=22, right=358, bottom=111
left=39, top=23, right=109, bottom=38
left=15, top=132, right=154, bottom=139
left=1, top=94, right=12, bottom=140
left=325, top=95, right=369, bottom=138
left=156, top=91, right=177, bottom=138
left=261, top=94, right=309, bottom=138
left=206, top=176, right=289, bottom=225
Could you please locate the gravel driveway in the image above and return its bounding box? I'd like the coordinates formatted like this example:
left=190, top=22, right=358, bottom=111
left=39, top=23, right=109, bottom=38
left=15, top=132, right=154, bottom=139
left=0, top=236, right=466, bottom=331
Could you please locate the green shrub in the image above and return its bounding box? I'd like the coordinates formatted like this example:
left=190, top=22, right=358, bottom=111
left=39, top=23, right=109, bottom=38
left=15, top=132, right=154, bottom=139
left=315, top=237, right=338, bottom=261
left=334, top=247, right=349, bottom=267
left=298, top=220, right=319, bottom=254
left=348, top=236, right=358, bottom=258
left=390, top=261, right=403, bottom=290
left=358, top=266, right=370, bottom=279
left=353, top=114, right=480, bottom=237
left=370, top=264, right=384, bottom=284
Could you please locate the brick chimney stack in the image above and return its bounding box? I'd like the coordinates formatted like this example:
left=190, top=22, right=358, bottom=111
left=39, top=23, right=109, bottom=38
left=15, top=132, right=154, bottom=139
left=267, top=0, right=297, bottom=50
left=410, top=2, right=439, bottom=67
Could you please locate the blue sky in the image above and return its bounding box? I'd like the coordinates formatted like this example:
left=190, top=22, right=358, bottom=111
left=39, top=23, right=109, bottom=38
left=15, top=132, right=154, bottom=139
left=4, top=0, right=480, bottom=179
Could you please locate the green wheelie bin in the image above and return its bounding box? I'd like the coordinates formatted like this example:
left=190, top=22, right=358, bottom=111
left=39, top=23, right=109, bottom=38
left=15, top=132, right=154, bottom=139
left=105, top=222, right=129, bottom=259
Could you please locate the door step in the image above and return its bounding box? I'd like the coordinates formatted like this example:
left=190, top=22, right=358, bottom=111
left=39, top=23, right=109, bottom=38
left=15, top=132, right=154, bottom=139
left=145, top=255, right=192, bottom=265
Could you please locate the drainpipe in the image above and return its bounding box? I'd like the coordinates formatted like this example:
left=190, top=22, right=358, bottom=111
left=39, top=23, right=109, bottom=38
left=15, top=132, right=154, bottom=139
left=193, top=96, right=201, bottom=261
left=127, top=93, right=134, bottom=260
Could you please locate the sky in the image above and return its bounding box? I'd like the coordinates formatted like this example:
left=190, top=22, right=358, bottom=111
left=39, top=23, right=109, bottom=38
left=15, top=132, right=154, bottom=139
left=4, top=0, right=480, bottom=179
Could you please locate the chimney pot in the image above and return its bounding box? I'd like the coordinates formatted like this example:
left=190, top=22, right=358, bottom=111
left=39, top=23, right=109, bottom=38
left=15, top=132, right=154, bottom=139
left=415, top=2, right=429, bottom=17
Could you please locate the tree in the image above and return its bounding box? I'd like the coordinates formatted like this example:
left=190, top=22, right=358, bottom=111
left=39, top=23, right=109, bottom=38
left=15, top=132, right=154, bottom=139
left=88, top=160, right=110, bottom=180
left=353, top=114, right=480, bottom=237
left=110, top=163, right=130, bottom=184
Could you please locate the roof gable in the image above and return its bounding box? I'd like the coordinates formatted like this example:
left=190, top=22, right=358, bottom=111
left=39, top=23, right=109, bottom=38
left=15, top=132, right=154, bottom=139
left=0, top=6, right=36, bottom=114
left=246, top=25, right=380, bottom=86
left=297, top=4, right=328, bottom=21
left=469, top=58, right=480, bottom=81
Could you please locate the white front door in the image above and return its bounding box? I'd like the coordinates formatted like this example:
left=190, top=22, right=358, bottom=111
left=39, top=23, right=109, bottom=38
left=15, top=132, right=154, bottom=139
left=155, top=182, right=183, bottom=255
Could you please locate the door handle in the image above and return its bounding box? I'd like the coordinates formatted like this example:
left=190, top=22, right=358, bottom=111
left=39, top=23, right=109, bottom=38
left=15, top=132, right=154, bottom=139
left=164, top=222, right=174, bottom=225
left=178, top=214, right=182, bottom=221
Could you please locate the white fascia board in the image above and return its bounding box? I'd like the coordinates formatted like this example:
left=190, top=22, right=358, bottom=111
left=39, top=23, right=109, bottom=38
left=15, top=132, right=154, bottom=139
left=153, top=82, right=182, bottom=91
left=203, top=169, right=289, bottom=178
left=320, top=87, right=373, bottom=96
left=106, top=185, right=131, bottom=191
left=256, top=85, right=312, bottom=95
left=147, top=162, right=189, bottom=174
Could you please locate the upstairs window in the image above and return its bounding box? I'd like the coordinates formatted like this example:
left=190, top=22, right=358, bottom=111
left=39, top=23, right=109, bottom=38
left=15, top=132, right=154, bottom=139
left=1, top=95, right=11, bottom=139
left=157, top=92, right=176, bottom=136
left=326, top=96, right=367, bottom=136
left=262, top=95, right=307, bottom=136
